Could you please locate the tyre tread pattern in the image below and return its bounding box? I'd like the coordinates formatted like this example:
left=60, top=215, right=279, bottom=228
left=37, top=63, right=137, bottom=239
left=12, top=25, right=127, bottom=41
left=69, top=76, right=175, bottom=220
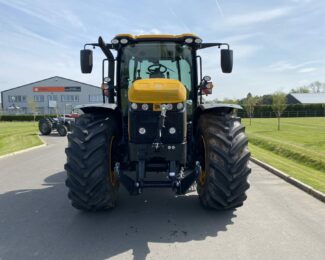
left=39, top=118, right=52, bottom=135
left=64, top=113, right=118, bottom=211
left=197, top=112, right=251, bottom=209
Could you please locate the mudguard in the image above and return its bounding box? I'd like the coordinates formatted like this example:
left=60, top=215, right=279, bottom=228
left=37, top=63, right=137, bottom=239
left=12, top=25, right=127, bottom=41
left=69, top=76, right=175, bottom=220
left=193, top=103, right=242, bottom=136
left=197, top=103, right=242, bottom=111
left=75, top=103, right=118, bottom=114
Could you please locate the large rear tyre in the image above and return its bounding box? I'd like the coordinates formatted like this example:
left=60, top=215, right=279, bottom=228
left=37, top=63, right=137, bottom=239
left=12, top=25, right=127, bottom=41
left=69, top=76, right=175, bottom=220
left=38, top=118, right=52, bottom=135
left=65, top=113, right=119, bottom=211
left=197, top=112, right=251, bottom=210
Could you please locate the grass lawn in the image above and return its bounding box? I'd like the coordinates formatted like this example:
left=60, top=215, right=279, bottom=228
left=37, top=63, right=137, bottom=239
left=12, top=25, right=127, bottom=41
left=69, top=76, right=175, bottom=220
left=0, top=121, right=43, bottom=156
left=242, top=117, right=325, bottom=193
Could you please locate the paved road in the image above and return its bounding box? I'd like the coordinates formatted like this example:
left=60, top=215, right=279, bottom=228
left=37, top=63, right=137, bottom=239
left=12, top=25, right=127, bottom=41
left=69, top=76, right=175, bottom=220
left=0, top=135, right=324, bottom=260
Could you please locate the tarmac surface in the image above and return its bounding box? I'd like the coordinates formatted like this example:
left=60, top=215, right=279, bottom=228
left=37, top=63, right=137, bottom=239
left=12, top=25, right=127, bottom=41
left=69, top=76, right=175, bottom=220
left=0, top=135, right=324, bottom=260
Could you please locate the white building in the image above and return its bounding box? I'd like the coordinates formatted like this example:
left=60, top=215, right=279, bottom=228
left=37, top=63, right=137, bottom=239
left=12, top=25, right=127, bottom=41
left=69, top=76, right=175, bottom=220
left=1, top=76, right=103, bottom=114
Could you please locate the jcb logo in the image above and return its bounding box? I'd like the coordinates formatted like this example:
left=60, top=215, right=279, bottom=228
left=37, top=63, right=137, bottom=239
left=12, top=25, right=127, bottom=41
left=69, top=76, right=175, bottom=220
left=153, top=104, right=161, bottom=111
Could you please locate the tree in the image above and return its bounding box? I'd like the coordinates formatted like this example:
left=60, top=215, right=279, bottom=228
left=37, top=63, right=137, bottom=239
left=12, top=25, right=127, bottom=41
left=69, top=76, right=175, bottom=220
left=290, top=86, right=310, bottom=93
left=54, top=103, right=59, bottom=118
left=220, top=98, right=239, bottom=104
left=243, top=93, right=259, bottom=126
left=260, top=94, right=273, bottom=105
left=272, top=91, right=287, bottom=131
left=309, top=81, right=322, bottom=93
left=27, top=98, right=38, bottom=121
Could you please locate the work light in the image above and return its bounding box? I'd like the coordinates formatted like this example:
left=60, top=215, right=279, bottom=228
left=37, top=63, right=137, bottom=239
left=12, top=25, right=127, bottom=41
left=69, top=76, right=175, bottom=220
left=111, top=38, right=119, bottom=44
left=169, top=127, right=176, bottom=134
left=120, top=38, right=128, bottom=44
left=142, top=104, right=149, bottom=110
left=177, top=103, right=184, bottom=110
left=139, top=128, right=146, bottom=135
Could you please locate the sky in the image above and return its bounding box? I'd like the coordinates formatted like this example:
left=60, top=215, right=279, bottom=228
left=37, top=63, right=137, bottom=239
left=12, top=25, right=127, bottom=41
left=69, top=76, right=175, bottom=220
left=0, top=0, right=325, bottom=100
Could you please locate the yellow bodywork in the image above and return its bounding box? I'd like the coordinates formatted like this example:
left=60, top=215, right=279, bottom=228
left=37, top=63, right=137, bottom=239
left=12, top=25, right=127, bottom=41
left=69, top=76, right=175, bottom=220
left=128, top=79, right=187, bottom=103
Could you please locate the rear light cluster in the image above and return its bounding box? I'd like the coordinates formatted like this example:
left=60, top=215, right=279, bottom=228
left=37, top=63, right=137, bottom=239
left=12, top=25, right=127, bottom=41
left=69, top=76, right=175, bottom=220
left=130, top=102, right=184, bottom=111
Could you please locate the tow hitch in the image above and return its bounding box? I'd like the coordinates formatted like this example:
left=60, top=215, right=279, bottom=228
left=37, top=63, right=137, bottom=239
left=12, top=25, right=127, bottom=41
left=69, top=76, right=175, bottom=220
left=115, top=161, right=201, bottom=195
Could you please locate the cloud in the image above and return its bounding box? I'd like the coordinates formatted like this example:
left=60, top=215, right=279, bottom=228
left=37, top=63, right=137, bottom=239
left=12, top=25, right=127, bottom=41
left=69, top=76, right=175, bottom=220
left=0, top=0, right=58, bottom=27
left=132, top=28, right=163, bottom=35
left=0, top=0, right=86, bottom=34
left=61, top=10, right=86, bottom=31
left=1, top=0, right=324, bottom=99
left=298, top=67, right=317, bottom=73
left=290, top=0, right=312, bottom=3
left=231, top=44, right=263, bottom=59
left=266, top=60, right=323, bottom=72
left=225, top=7, right=291, bottom=26
left=220, top=33, right=262, bottom=43
left=167, top=7, right=191, bottom=32
left=297, top=79, right=310, bottom=85
left=215, top=0, right=224, bottom=17
left=10, top=24, right=64, bottom=48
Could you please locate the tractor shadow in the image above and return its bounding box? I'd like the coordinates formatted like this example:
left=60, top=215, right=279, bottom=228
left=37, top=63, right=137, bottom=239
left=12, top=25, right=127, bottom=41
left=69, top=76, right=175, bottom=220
left=0, top=171, right=236, bottom=260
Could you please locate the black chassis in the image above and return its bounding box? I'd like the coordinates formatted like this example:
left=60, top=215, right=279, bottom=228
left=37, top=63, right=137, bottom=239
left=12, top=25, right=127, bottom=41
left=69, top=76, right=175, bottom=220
left=48, top=116, right=74, bottom=131
left=77, top=103, right=241, bottom=195
left=77, top=36, right=238, bottom=195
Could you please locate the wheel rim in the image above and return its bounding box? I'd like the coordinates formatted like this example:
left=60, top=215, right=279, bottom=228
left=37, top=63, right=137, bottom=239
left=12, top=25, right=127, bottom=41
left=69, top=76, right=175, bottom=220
left=109, top=136, right=118, bottom=187
left=198, top=135, right=207, bottom=186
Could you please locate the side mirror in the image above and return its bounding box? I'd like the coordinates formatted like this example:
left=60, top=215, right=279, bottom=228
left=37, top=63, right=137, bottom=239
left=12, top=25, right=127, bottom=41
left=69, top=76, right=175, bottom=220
left=221, top=49, right=233, bottom=73
left=80, top=49, right=93, bottom=73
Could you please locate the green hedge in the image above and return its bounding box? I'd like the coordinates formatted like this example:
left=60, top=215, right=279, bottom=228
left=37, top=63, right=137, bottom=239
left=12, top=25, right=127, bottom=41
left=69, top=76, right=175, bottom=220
left=1, top=103, right=324, bottom=121
left=0, top=115, right=57, bottom=122
left=237, top=104, right=325, bottom=118
left=249, top=135, right=325, bottom=171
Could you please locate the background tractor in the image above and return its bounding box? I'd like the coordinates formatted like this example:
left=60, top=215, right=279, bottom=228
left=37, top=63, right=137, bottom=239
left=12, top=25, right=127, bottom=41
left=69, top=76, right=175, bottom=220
left=39, top=113, right=79, bottom=136
left=65, top=34, right=251, bottom=211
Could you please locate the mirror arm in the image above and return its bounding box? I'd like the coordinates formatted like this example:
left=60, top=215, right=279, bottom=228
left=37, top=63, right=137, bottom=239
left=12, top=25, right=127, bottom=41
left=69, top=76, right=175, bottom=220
left=84, top=43, right=115, bottom=50
left=199, top=43, right=230, bottom=50
left=98, top=36, right=115, bottom=61
left=83, top=39, right=115, bottom=61
left=98, top=37, right=116, bottom=104
left=84, top=37, right=116, bottom=104
left=84, top=43, right=98, bottom=49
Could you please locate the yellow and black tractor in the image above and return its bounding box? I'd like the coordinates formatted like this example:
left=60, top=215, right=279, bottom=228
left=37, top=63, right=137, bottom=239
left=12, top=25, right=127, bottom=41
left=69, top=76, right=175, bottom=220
left=65, top=34, right=251, bottom=211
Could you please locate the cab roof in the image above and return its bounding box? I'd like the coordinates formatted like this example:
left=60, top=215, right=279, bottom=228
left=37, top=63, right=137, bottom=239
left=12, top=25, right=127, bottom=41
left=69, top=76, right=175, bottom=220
left=114, top=33, right=201, bottom=42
